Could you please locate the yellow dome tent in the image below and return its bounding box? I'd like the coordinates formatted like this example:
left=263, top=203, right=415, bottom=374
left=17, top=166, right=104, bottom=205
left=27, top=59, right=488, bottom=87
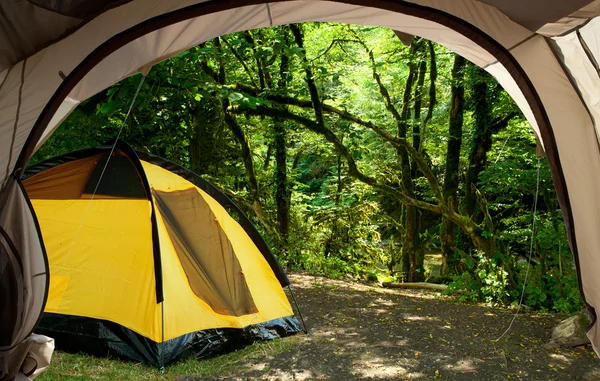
left=21, top=142, right=298, bottom=367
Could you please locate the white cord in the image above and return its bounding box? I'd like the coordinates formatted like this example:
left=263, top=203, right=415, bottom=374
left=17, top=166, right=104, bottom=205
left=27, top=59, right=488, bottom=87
left=495, top=156, right=541, bottom=342
left=53, top=74, right=147, bottom=279
left=494, top=137, right=510, bottom=164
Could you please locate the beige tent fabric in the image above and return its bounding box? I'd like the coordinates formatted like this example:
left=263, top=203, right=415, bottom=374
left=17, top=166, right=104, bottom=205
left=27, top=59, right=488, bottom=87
left=1, top=0, right=598, bottom=71
left=579, top=18, right=600, bottom=59
left=0, top=179, right=48, bottom=379
left=0, top=1, right=80, bottom=72
left=0, top=180, right=48, bottom=348
left=537, top=0, right=600, bottom=36
left=554, top=33, right=600, bottom=139
left=0, top=334, right=54, bottom=381
left=477, top=0, right=595, bottom=32
left=2, top=0, right=600, bottom=365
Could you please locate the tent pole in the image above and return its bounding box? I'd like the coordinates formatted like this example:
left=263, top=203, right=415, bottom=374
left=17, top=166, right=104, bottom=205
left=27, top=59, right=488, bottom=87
left=287, top=285, right=308, bottom=334
left=51, top=73, right=147, bottom=282
left=160, top=301, right=165, bottom=373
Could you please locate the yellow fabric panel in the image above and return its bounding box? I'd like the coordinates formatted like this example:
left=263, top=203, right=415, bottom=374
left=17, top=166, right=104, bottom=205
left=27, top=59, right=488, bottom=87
left=141, top=161, right=198, bottom=191
left=45, top=275, right=69, bottom=312
left=142, top=161, right=292, bottom=340
left=32, top=199, right=160, bottom=340
left=23, top=154, right=102, bottom=199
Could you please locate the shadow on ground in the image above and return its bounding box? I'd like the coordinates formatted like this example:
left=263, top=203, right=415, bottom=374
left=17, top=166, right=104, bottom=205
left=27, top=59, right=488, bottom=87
left=180, top=273, right=600, bottom=380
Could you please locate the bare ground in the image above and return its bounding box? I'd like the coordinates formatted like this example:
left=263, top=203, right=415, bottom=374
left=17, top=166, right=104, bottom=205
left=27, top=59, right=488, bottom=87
left=182, top=273, right=600, bottom=380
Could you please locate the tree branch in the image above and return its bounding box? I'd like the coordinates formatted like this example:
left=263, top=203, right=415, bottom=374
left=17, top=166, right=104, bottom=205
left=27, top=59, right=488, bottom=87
left=232, top=105, right=444, bottom=213
left=290, top=23, right=326, bottom=128
left=230, top=83, right=444, bottom=202
left=489, top=112, right=518, bottom=134
left=244, top=31, right=266, bottom=89
left=221, top=35, right=260, bottom=89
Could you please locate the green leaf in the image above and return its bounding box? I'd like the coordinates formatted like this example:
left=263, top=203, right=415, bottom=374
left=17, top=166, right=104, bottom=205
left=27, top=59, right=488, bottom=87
left=228, top=92, right=244, bottom=102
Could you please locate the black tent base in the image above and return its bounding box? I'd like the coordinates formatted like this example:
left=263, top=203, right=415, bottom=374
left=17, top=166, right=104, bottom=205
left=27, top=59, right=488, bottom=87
left=35, top=313, right=302, bottom=368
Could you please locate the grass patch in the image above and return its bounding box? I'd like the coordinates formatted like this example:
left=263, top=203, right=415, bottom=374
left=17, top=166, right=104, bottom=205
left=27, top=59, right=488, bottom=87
left=37, top=336, right=301, bottom=380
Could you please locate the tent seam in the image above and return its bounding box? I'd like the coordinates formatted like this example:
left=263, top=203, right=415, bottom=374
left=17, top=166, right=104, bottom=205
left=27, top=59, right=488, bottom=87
left=4, top=60, right=26, bottom=187
left=546, top=37, right=600, bottom=146
left=577, top=30, right=600, bottom=77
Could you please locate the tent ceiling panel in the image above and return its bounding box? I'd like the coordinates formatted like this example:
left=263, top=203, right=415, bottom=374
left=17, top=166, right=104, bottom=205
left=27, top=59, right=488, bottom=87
left=0, top=68, right=7, bottom=89
left=27, top=0, right=129, bottom=18
left=554, top=32, right=600, bottom=142
left=537, top=1, right=600, bottom=36
left=0, top=1, right=80, bottom=72
left=2, top=0, right=598, bottom=73
left=476, top=0, right=594, bottom=32
left=579, top=18, right=600, bottom=65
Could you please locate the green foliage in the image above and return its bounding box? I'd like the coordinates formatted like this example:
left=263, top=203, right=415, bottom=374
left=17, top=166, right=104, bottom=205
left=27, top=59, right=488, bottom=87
left=31, top=22, right=583, bottom=314
left=445, top=250, right=509, bottom=304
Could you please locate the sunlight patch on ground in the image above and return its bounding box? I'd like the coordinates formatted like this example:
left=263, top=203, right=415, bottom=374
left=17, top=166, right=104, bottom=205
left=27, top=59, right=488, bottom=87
left=351, top=356, right=412, bottom=379
left=442, top=358, right=482, bottom=373
left=401, top=313, right=441, bottom=322
left=549, top=353, right=571, bottom=363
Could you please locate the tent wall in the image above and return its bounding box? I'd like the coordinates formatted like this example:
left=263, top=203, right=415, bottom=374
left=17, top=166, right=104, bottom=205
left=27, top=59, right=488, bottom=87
left=0, top=178, right=48, bottom=380
left=2, top=0, right=600, bottom=360
left=31, top=198, right=160, bottom=337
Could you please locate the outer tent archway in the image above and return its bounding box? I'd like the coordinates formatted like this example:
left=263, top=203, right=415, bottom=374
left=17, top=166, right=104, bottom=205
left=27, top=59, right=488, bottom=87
left=2, top=0, right=600, bottom=376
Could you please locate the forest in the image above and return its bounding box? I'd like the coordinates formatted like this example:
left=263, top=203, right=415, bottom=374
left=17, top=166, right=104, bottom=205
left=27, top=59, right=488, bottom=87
left=31, top=22, right=582, bottom=314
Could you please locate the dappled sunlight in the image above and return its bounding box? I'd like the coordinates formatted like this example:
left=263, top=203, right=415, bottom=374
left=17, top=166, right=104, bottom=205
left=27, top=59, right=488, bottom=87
left=351, top=356, right=412, bottom=379
left=549, top=353, right=571, bottom=364
left=401, top=314, right=441, bottom=323
left=442, top=358, right=482, bottom=373
left=161, top=274, right=600, bottom=380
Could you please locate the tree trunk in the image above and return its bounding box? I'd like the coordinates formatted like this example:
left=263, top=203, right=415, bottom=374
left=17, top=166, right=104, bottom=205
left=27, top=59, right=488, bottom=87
left=441, top=55, right=466, bottom=276
left=274, top=33, right=291, bottom=244
left=464, top=67, right=517, bottom=218
left=398, top=42, right=421, bottom=281
left=464, top=68, right=491, bottom=217
left=411, top=43, right=427, bottom=280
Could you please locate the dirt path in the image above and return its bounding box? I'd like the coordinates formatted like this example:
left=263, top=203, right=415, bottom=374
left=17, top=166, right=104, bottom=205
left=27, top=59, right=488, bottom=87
left=185, top=273, right=600, bottom=380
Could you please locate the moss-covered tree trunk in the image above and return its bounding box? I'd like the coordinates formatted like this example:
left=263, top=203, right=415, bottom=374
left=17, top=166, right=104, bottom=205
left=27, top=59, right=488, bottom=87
left=411, top=43, right=427, bottom=280
left=441, top=55, right=466, bottom=276
left=396, top=41, right=426, bottom=281
left=274, top=29, right=291, bottom=245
